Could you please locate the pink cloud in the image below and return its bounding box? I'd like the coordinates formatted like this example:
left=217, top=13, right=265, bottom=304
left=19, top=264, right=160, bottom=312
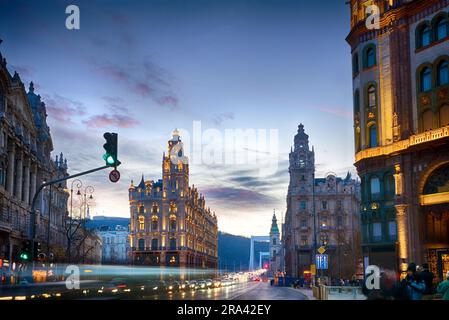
left=83, top=114, right=140, bottom=129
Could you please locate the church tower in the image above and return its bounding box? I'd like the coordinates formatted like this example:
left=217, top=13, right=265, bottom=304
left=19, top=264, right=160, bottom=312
left=162, top=129, right=189, bottom=198
left=269, top=212, right=281, bottom=274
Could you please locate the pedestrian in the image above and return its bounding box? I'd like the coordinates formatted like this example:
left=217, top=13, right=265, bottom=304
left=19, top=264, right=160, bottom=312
left=419, top=263, right=435, bottom=299
left=401, top=263, right=426, bottom=300
left=437, top=271, right=449, bottom=300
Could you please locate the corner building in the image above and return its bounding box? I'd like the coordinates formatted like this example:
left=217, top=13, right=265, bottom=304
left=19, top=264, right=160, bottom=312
left=129, top=130, right=218, bottom=268
left=348, top=0, right=449, bottom=280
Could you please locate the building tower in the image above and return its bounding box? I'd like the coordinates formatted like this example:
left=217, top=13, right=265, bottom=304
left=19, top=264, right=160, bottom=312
left=347, top=0, right=449, bottom=280
left=269, top=212, right=281, bottom=275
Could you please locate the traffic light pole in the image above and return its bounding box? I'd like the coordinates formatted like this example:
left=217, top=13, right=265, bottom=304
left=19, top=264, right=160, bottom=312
left=29, top=165, right=110, bottom=261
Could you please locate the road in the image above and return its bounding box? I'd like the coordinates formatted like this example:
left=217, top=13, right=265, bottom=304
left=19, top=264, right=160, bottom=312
left=141, top=281, right=308, bottom=300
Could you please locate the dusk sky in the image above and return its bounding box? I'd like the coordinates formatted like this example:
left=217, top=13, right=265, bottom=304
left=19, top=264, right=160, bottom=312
left=0, top=0, right=355, bottom=237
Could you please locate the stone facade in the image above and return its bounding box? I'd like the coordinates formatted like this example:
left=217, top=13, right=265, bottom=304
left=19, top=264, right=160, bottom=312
left=269, top=213, right=282, bottom=275
left=283, top=125, right=361, bottom=279
left=348, top=0, right=449, bottom=280
left=0, top=48, right=69, bottom=279
left=99, top=225, right=129, bottom=265
left=129, top=130, right=218, bottom=268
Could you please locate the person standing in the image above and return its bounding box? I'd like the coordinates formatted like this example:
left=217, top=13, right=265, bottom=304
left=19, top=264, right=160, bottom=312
left=420, top=263, right=435, bottom=299
left=437, top=271, right=449, bottom=301
left=401, top=263, right=426, bottom=300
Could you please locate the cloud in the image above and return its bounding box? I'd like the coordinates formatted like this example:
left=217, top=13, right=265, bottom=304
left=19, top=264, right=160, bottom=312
left=82, top=114, right=140, bottom=129
left=202, top=186, right=277, bottom=207
left=309, top=105, right=352, bottom=119
left=10, top=64, right=35, bottom=78
left=212, top=112, right=235, bottom=126
left=88, top=57, right=179, bottom=108
left=42, top=94, right=86, bottom=123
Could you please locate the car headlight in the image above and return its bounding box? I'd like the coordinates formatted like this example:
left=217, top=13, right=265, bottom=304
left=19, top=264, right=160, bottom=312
left=168, top=286, right=173, bottom=290
left=181, top=285, right=186, bottom=289
left=153, top=287, right=158, bottom=290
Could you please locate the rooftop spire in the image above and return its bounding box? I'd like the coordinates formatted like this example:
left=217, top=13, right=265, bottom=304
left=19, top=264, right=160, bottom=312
left=29, top=81, right=34, bottom=93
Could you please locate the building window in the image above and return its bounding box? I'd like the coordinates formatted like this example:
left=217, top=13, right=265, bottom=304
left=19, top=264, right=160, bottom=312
left=370, top=176, right=381, bottom=196
left=151, top=238, right=158, bottom=250
left=151, top=216, right=158, bottom=231
left=437, top=60, right=449, bottom=86
left=337, top=215, right=343, bottom=227
left=420, top=67, right=432, bottom=92
left=152, top=204, right=158, bottom=213
left=384, top=174, right=395, bottom=198
left=372, top=222, right=382, bottom=241
left=301, top=219, right=307, bottom=228
left=435, top=17, right=448, bottom=41
left=352, top=53, right=359, bottom=74
left=169, top=238, right=176, bottom=250
left=364, top=45, right=376, bottom=69
left=422, top=109, right=434, bottom=131
left=440, top=104, right=449, bottom=127
left=388, top=221, right=397, bottom=241
left=138, top=216, right=145, bottom=231
left=368, top=124, right=378, bottom=148
left=138, top=206, right=145, bottom=214
left=322, top=201, right=327, bottom=210
left=417, top=24, right=432, bottom=48
left=301, top=236, right=308, bottom=246
left=169, top=216, right=177, bottom=231
left=300, top=201, right=306, bottom=210
left=354, top=90, right=360, bottom=113
left=272, top=238, right=277, bottom=245
left=368, top=85, right=377, bottom=108
left=138, top=238, right=145, bottom=250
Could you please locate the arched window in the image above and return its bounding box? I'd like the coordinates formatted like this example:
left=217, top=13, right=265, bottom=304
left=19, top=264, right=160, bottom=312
left=152, top=204, right=158, bottom=214
left=151, top=238, right=158, bottom=250
left=169, top=215, right=177, bottom=231
left=138, top=216, right=145, bottom=231
left=420, top=67, right=432, bottom=92
left=440, top=104, right=449, bottom=127
left=353, top=53, right=359, bottom=74
left=436, top=17, right=448, bottom=41
left=418, top=25, right=432, bottom=48
left=437, top=60, right=449, bottom=86
left=138, top=206, right=145, bottom=214
left=151, top=215, right=158, bottom=231
left=422, top=109, right=433, bottom=131
left=169, top=238, right=177, bottom=250
left=138, top=238, right=145, bottom=250
left=368, top=85, right=377, bottom=108
left=370, top=177, right=381, bottom=196
left=369, top=124, right=378, bottom=148
left=364, top=46, right=376, bottom=68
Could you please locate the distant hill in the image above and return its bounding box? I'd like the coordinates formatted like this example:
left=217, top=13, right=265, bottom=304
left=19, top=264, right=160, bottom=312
left=85, top=216, right=268, bottom=271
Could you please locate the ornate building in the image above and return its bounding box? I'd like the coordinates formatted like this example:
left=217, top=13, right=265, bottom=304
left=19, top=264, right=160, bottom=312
left=129, top=130, right=218, bottom=268
left=283, top=125, right=361, bottom=279
left=0, top=47, right=70, bottom=280
left=99, top=225, right=129, bottom=265
left=348, top=0, right=449, bottom=280
left=269, top=213, right=282, bottom=275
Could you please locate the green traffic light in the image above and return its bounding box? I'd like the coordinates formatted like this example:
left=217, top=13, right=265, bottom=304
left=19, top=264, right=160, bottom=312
left=106, top=155, right=115, bottom=165
left=20, top=252, right=29, bottom=260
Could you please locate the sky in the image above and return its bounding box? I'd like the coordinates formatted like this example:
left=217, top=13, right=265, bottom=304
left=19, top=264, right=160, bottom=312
left=0, top=0, right=355, bottom=237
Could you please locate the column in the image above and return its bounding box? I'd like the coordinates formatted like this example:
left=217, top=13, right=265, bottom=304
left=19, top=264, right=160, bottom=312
left=15, top=151, right=23, bottom=201
left=23, top=160, right=30, bottom=204
left=395, top=204, right=409, bottom=275
left=6, top=144, right=14, bottom=194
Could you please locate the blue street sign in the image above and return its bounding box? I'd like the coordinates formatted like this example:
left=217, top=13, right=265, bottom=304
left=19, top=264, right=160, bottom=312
left=316, top=254, right=329, bottom=270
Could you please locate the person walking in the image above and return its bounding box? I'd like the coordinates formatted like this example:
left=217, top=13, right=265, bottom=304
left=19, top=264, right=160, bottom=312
left=401, top=263, right=426, bottom=300
left=420, top=263, right=435, bottom=299
left=437, top=271, right=449, bottom=300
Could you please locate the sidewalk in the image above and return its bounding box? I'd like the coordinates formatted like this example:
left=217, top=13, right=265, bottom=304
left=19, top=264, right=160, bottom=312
left=288, top=287, right=316, bottom=300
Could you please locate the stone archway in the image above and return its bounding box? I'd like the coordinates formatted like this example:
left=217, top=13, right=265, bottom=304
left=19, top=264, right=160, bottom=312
left=418, top=160, right=449, bottom=281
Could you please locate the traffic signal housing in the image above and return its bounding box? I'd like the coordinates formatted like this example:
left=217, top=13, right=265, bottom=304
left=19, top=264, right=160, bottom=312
left=19, top=240, right=31, bottom=261
left=103, top=132, right=121, bottom=167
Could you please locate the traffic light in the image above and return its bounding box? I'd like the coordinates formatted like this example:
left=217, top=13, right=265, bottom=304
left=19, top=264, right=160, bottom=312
left=103, top=132, right=121, bottom=167
left=19, top=240, right=31, bottom=261
left=34, top=241, right=41, bottom=259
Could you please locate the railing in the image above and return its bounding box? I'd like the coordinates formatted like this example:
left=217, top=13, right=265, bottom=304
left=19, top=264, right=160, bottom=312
left=314, top=285, right=366, bottom=300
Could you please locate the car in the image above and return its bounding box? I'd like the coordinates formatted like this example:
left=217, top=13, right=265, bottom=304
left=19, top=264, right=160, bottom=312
left=100, top=278, right=131, bottom=296
left=141, top=280, right=166, bottom=294
left=197, top=280, right=207, bottom=290
left=212, top=278, right=221, bottom=288
left=166, top=281, right=180, bottom=292
left=188, top=280, right=198, bottom=290
left=179, top=281, right=190, bottom=290
left=205, top=279, right=213, bottom=288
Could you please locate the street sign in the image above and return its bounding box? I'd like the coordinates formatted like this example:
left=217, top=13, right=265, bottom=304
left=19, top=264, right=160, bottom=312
left=316, top=254, right=329, bottom=270
left=109, top=169, right=121, bottom=183
left=318, top=246, right=326, bottom=254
